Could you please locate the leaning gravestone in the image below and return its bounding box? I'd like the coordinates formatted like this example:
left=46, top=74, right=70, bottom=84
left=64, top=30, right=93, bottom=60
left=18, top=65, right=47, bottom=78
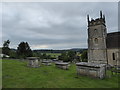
left=55, top=62, right=69, bottom=70
left=76, top=62, right=106, bottom=79
left=27, top=57, right=40, bottom=68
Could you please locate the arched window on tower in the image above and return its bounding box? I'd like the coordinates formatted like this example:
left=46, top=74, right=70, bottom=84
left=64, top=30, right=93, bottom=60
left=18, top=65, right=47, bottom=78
left=112, top=53, right=115, bottom=60
left=94, top=29, right=97, bottom=34
left=94, top=38, right=98, bottom=44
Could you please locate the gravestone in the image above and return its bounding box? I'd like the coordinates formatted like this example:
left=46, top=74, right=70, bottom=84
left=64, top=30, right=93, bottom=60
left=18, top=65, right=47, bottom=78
left=55, top=62, right=69, bottom=70
left=76, top=62, right=106, bottom=79
left=27, top=57, right=40, bottom=68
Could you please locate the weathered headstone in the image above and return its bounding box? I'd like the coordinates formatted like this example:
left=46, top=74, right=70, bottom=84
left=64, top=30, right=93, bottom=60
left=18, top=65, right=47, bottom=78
left=76, top=62, right=106, bottom=79
left=27, top=57, right=40, bottom=68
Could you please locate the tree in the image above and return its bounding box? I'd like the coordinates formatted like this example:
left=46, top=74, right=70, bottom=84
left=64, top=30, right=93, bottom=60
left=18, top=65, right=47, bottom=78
left=60, top=52, right=68, bottom=62
left=42, top=53, right=47, bottom=59
left=17, top=42, right=33, bottom=58
left=58, top=51, right=77, bottom=62
left=9, top=50, right=17, bottom=59
left=81, top=50, right=88, bottom=62
left=67, top=51, right=76, bottom=62
left=2, top=40, right=10, bottom=55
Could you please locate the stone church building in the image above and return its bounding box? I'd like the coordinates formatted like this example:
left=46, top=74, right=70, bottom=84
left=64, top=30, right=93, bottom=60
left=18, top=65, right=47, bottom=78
left=87, top=11, right=120, bottom=66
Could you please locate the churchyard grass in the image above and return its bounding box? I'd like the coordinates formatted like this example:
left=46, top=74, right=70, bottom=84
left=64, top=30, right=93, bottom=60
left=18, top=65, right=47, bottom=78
left=2, top=59, right=119, bottom=88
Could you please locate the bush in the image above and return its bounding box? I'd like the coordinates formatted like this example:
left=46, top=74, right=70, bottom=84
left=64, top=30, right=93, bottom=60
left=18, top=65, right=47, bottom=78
left=58, top=51, right=76, bottom=62
left=81, top=50, right=88, bottom=62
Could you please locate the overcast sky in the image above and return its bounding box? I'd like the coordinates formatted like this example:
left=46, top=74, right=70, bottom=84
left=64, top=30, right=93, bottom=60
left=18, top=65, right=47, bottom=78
left=1, top=2, right=118, bottom=50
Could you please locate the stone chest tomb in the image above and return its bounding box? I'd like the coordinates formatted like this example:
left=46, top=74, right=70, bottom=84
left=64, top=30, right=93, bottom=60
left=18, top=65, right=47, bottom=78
left=42, top=60, right=51, bottom=66
left=55, top=62, right=69, bottom=70
left=27, top=57, right=40, bottom=68
left=76, top=62, right=106, bottom=79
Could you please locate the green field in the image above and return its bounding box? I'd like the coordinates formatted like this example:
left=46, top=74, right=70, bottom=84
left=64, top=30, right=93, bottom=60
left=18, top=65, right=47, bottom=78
left=2, top=59, right=119, bottom=88
left=46, top=53, right=61, bottom=58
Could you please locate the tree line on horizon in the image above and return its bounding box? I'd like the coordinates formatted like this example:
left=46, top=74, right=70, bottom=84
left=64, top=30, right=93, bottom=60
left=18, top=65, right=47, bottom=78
left=2, top=40, right=88, bottom=62
left=2, top=40, right=33, bottom=59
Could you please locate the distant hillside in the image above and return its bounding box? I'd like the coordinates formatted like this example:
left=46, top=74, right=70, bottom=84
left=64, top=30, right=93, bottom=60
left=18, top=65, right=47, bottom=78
left=70, top=48, right=87, bottom=53
left=0, top=47, right=87, bottom=54
left=33, top=48, right=87, bottom=53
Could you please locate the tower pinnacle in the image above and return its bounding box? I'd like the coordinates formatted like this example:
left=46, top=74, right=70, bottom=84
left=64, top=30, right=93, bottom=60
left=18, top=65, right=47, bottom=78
left=87, top=14, right=90, bottom=22
left=100, top=10, right=103, bottom=19
left=103, top=14, right=105, bottom=20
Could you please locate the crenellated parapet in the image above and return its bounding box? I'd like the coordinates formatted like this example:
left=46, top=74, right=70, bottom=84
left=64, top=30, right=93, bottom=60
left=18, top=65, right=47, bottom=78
left=87, top=11, right=106, bottom=27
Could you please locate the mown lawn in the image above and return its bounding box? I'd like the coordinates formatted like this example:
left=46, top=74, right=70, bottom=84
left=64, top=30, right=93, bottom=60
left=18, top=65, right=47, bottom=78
left=2, top=59, right=119, bottom=88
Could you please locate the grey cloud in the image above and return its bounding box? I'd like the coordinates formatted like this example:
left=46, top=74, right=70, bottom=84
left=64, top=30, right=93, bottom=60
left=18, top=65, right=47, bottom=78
left=1, top=2, right=118, bottom=49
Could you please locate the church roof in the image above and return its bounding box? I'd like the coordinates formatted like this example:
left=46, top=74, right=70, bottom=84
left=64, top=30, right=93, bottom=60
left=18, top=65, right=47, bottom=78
left=106, top=32, right=120, bottom=49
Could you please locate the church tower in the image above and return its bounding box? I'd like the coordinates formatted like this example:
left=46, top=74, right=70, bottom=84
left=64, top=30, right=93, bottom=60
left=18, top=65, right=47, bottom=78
left=87, top=11, right=108, bottom=64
